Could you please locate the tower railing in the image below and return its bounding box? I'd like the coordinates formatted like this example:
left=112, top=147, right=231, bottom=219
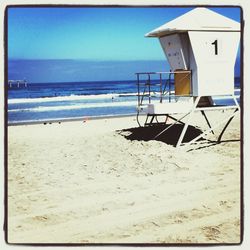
left=135, top=71, right=192, bottom=109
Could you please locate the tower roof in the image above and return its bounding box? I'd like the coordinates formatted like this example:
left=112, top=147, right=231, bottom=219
left=145, top=8, right=240, bottom=37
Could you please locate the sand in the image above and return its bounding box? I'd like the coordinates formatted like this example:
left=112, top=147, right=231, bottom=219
left=7, top=110, right=241, bottom=244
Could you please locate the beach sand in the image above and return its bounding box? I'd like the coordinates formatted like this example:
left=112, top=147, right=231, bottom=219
left=7, top=110, right=241, bottom=244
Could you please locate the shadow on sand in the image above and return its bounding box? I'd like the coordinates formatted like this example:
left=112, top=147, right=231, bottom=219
left=118, top=124, right=204, bottom=147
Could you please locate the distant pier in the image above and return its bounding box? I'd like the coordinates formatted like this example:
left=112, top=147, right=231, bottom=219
left=8, top=80, right=28, bottom=88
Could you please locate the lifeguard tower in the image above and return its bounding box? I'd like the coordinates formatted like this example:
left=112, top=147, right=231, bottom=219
left=136, top=7, right=241, bottom=147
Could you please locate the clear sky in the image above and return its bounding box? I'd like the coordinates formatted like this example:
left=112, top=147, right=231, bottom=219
left=8, top=6, right=241, bottom=60
left=7, top=6, right=241, bottom=82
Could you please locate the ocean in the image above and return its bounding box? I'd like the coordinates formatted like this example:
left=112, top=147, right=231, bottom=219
left=7, top=78, right=241, bottom=125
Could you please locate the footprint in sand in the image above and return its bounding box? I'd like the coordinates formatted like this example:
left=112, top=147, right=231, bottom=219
left=202, top=226, right=221, bottom=240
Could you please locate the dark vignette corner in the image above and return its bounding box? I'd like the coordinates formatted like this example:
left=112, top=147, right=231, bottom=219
left=3, top=4, right=9, bottom=244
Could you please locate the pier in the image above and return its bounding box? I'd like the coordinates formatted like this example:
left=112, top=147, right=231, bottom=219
left=8, top=79, right=28, bottom=88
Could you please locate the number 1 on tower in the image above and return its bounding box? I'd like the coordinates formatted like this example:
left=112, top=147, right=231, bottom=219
left=211, top=39, right=218, bottom=55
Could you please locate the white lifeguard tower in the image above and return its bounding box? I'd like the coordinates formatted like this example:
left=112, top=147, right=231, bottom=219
left=136, top=7, right=240, bottom=147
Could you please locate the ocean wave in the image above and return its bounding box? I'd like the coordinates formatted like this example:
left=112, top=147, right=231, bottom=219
left=8, top=94, right=240, bottom=113
left=9, top=101, right=138, bottom=113
left=8, top=89, right=240, bottom=105
left=8, top=93, right=138, bottom=104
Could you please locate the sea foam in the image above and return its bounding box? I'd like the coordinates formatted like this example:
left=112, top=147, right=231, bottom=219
left=9, top=101, right=138, bottom=112
left=8, top=93, right=139, bottom=104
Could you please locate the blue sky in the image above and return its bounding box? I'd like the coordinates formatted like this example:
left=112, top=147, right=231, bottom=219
left=8, top=6, right=241, bottom=60
left=7, top=6, right=241, bottom=82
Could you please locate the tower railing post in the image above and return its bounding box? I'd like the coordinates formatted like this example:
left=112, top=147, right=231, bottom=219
left=160, top=73, right=162, bottom=103
left=136, top=73, right=140, bottom=108
left=148, top=73, right=151, bottom=104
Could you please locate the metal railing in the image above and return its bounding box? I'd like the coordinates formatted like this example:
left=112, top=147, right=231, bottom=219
left=135, top=71, right=192, bottom=108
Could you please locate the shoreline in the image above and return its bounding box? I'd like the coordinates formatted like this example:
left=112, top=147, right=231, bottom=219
left=7, top=113, right=138, bottom=126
